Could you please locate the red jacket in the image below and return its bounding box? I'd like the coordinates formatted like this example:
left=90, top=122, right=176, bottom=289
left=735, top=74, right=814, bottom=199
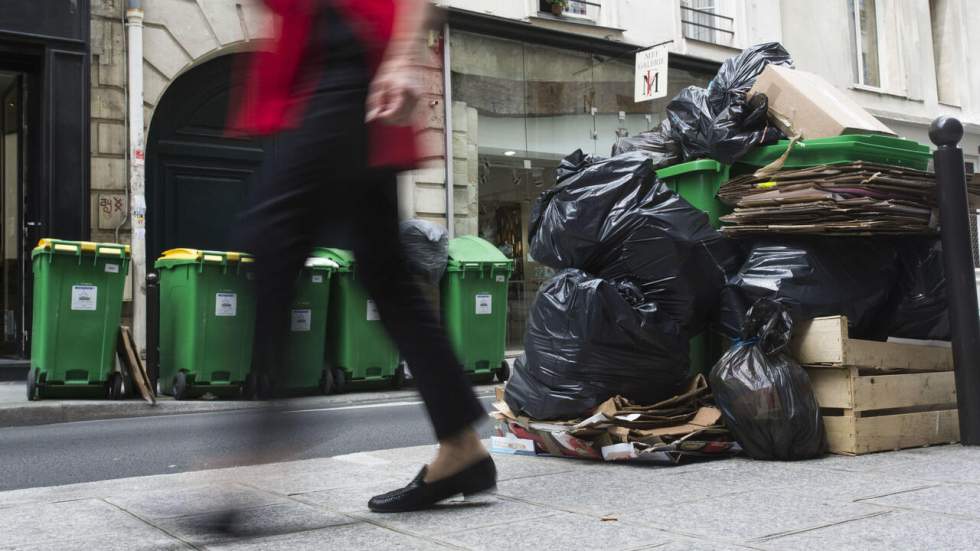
left=234, top=0, right=418, bottom=170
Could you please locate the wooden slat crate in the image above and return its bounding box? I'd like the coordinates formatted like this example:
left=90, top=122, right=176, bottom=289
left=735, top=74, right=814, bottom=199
left=791, top=316, right=959, bottom=455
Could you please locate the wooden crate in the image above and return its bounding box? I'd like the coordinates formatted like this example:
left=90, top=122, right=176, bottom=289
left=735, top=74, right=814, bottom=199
left=792, top=316, right=959, bottom=455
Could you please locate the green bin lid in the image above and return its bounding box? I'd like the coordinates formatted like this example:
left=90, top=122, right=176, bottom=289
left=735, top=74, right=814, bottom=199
left=735, top=134, right=930, bottom=169
left=304, top=256, right=339, bottom=271
left=655, top=159, right=724, bottom=179
left=32, top=238, right=130, bottom=259
left=447, top=236, right=513, bottom=272
left=154, top=248, right=254, bottom=269
left=310, top=248, right=354, bottom=272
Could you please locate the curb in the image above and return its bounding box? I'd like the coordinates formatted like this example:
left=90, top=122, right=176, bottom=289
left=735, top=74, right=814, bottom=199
left=0, top=385, right=497, bottom=428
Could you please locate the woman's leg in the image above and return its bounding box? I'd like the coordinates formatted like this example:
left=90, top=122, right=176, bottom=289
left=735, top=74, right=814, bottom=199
left=348, top=172, right=489, bottom=480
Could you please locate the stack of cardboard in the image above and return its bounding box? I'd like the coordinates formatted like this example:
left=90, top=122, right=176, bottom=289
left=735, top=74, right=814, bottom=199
left=717, top=163, right=980, bottom=235
left=491, top=375, right=739, bottom=464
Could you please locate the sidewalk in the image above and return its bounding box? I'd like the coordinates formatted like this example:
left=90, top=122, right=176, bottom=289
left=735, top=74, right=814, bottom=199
left=2, top=442, right=979, bottom=550
left=0, top=381, right=496, bottom=428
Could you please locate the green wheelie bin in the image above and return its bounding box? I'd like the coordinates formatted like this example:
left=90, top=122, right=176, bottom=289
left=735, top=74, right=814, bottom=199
left=442, top=236, right=514, bottom=383
left=656, top=160, right=732, bottom=377
left=314, top=248, right=400, bottom=392
left=155, top=249, right=257, bottom=400
left=28, top=239, right=131, bottom=400
left=277, top=255, right=337, bottom=394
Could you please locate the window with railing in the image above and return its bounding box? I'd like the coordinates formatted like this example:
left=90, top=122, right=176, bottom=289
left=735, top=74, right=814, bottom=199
left=680, top=0, right=735, bottom=47
left=538, top=1, right=601, bottom=21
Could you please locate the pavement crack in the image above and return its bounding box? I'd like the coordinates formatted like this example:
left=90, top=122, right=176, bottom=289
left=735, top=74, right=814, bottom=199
left=749, top=510, right=894, bottom=543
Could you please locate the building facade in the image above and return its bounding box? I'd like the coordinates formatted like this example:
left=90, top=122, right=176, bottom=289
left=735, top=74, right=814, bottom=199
left=3, top=0, right=979, bottom=356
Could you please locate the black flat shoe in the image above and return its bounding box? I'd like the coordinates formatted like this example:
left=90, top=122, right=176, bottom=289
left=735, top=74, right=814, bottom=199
left=368, top=456, right=497, bottom=513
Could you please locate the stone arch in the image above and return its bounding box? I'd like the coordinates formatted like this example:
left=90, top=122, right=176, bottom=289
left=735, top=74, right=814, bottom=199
left=140, top=0, right=274, bottom=127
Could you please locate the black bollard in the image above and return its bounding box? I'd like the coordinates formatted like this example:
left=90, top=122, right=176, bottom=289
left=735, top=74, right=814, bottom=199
left=145, top=272, right=160, bottom=395
left=931, top=116, right=980, bottom=445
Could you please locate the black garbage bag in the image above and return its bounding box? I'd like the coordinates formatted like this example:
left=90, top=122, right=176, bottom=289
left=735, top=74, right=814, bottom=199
left=529, top=150, right=739, bottom=334
left=399, top=219, right=449, bottom=285
left=504, top=269, right=690, bottom=420
left=665, top=42, right=792, bottom=164
left=710, top=299, right=827, bottom=460
left=885, top=238, right=950, bottom=340
left=718, top=238, right=900, bottom=340
left=610, top=120, right=681, bottom=168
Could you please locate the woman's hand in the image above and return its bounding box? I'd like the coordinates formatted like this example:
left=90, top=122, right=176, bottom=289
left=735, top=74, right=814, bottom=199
left=365, top=54, right=421, bottom=126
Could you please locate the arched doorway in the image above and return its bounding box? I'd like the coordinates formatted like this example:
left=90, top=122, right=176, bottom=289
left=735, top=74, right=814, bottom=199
left=146, top=54, right=274, bottom=260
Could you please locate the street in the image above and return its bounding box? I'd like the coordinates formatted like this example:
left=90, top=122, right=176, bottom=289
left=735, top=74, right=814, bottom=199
left=0, top=394, right=496, bottom=492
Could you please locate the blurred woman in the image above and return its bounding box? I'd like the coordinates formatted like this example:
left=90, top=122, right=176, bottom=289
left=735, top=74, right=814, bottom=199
left=233, top=0, right=494, bottom=513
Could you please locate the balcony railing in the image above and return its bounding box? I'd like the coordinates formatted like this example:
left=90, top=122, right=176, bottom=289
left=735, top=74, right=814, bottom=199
left=681, top=1, right=735, bottom=47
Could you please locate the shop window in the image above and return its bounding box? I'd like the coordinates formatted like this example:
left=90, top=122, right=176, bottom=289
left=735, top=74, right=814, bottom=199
left=450, top=31, right=713, bottom=347
left=848, top=0, right=881, bottom=88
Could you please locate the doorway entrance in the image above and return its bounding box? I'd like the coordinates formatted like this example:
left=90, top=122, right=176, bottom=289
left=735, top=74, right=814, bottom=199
left=0, top=72, right=26, bottom=358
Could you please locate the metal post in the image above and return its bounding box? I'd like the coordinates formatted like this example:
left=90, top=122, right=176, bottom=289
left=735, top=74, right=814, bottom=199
left=126, top=5, right=148, bottom=360
left=931, top=116, right=980, bottom=445
left=145, top=272, right=159, bottom=394
left=442, top=22, right=455, bottom=238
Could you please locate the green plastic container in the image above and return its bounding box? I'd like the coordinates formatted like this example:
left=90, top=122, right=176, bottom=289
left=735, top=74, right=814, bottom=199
left=155, top=249, right=256, bottom=400
left=314, top=248, right=400, bottom=391
left=442, top=236, right=514, bottom=382
left=733, top=134, right=931, bottom=172
left=656, top=159, right=732, bottom=229
left=28, top=239, right=131, bottom=400
left=278, top=256, right=336, bottom=393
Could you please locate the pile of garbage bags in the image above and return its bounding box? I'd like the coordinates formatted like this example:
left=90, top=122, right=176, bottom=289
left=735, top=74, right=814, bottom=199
left=506, top=151, right=738, bottom=420
left=612, top=42, right=793, bottom=166
left=718, top=237, right=950, bottom=342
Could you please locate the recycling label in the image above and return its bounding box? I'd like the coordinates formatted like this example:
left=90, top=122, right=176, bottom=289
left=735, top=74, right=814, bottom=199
left=475, top=293, right=492, bottom=315
left=312, top=274, right=324, bottom=284
left=366, top=300, right=381, bottom=321
left=215, top=293, right=237, bottom=317
left=104, top=263, right=120, bottom=274
left=291, top=309, right=312, bottom=332
left=71, top=285, right=98, bottom=311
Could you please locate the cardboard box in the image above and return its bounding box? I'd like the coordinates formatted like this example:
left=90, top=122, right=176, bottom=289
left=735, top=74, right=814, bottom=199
left=749, top=65, right=895, bottom=139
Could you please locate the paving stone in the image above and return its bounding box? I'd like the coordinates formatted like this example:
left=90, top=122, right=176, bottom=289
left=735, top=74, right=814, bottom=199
left=152, top=501, right=354, bottom=546
left=862, top=483, right=980, bottom=519
left=244, top=459, right=404, bottom=496
left=869, top=453, right=980, bottom=485
left=1, top=534, right=191, bottom=551
left=436, top=511, right=674, bottom=551
left=293, top=481, right=400, bottom=514
left=106, top=484, right=285, bottom=520
left=757, top=510, right=980, bottom=551
left=0, top=498, right=168, bottom=548
left=788, top=449, right=934, bottom=473
left=650, top=539, right=763, bottom=551
left=620, top=489, right=887, bottom=543
left=206, top=521, right=452, bottom=551
left=356, top=495, right=554, bottom=536
left=758, top=465, right=938, bottom=502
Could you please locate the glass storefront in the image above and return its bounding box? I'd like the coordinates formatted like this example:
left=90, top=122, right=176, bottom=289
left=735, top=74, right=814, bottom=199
left=450, top=31, right=713, bottom=348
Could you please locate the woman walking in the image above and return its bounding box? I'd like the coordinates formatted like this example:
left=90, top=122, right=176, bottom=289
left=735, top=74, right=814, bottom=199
left=233, top=0, right=495, bottom=513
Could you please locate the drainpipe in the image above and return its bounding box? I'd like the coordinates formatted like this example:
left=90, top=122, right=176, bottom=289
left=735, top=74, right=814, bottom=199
left=442, top=22, right=455, bottom=238
left=126, top=0, right=147, bottom=358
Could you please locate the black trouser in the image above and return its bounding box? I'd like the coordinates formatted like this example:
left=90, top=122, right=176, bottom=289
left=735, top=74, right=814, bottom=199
left=238, top=8, right=484, bottom=440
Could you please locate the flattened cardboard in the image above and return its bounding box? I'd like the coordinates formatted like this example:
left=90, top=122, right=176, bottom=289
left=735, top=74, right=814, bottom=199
left=749, top=65, right=895, bottom=139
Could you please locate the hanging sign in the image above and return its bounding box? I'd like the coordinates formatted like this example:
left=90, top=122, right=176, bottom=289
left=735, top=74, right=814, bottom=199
left=635, top=45, right=669, bottom=102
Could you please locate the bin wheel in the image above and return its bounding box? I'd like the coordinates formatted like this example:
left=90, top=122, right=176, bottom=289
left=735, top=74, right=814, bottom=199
left=106, top=372, right=124, bottom=400
left=392, top=363, right=407, bottom=390
left=26, top=368, right=38, bottom=401
left=332, top=368, right=347, bottom=394
left=173, top=371, right=190, bottom=401
left=319, top=368, right=334, bottom=395
left=496, top=360, right=511, bottom=383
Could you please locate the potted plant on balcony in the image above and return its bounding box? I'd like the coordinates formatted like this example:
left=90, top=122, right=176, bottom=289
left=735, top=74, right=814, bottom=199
left=546, top=0, right=568, bottom=16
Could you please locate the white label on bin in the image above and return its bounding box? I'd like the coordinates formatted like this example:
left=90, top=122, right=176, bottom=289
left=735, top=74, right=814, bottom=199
left=475, top=293, right=492, bottom=315
left=71, top=285, right=98, bottom=311
left=366, top=300, right=381, bottom=321
left=312, top=274, right=324, bottom=284
left=495, top=275, right=506, bottom=283
left=104, top=264, right=120, bottom=274
left=291, top=309, right=312, bottom=332
left=215, top=293, right=237, bottom=317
